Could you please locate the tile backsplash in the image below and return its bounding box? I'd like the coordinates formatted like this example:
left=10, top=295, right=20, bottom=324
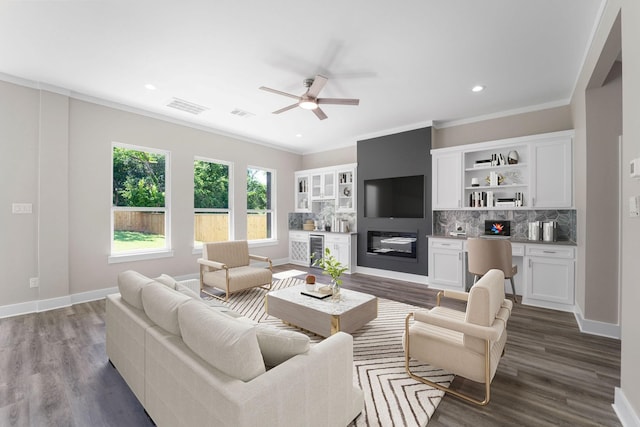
left=433, top=210, right=576, bottom=242
left=288, top=212, right=356, bottom=232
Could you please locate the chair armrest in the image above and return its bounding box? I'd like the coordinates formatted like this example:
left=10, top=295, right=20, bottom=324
left=435, top=289, right=469, bottom=306
left=413, top=310, right=505, bottom=342
left=197, top=258, right=227, bottom=270
left=501, top=299, right=513, bottom=313
left=249, top=254, right=272, bottom=266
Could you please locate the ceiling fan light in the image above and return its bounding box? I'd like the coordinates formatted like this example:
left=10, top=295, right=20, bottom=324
left=299, top=100, right=318, bottom=110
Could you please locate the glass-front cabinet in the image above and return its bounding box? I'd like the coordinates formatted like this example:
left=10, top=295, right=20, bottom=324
left=336, top=168, right=355, bottom=212
left=310, top=171, right=336, bottom=200
left=295, top=173, right=310, bottom=212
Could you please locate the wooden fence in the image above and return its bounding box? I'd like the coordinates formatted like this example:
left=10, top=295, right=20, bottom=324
left=115, top=211, right=266, bottom=241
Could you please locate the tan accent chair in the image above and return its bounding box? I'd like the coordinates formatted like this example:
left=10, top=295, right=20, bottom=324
left=404, top=269, right=512, bottom=405
left=467, top=237, right=518, bottom=303
left=198, top=240, right=272, bottom=301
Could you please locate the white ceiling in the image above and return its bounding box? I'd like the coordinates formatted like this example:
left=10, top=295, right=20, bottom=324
left=0, top=0, right=603, bottom=154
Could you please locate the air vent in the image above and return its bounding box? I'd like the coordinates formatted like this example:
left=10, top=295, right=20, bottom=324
left=166, top=98, right=209, bottom=115
left=230, top=108, right=255, bottom=118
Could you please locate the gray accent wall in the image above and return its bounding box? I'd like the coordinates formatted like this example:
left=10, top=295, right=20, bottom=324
left=356, top=127, right=432, bottom=275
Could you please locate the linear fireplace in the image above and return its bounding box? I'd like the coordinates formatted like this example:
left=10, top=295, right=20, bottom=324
left=367, top=230, right=418, bottom=259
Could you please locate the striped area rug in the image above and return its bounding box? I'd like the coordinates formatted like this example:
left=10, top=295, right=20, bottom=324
left=206, top=277, right=453, bottom=427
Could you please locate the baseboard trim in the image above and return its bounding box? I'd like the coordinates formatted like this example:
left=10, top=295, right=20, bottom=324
left=0, top=286, right=119, bottom=319
left=574, top=304, right=621, bottom=339
left=354, top=266, right=428, bottom=285
left=613, top=387, right=640, bottom=427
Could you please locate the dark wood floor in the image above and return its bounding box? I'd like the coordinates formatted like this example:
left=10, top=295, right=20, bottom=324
left=0, top=264, right=621, bottom=426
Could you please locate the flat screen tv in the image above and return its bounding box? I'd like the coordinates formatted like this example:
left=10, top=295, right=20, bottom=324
left=364, top=175, right=424, bottom=218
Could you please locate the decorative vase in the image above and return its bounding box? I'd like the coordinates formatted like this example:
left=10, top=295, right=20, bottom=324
left=330, top=279, right=341, bottom=301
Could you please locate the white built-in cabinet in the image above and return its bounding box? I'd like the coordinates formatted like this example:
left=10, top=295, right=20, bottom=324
left=428, top=237, right=575, bottom=312
left=324, top=233, right=357, bottom=274
left=288, top=231, right=356, bottom=274
left=523, top=245, right=575, bottom=310
left=294, top=163, right=356, bottom=213
left=428, top=238, right=465, bottom=290
left=431, top=130, right=573, bottom=210
left=432, top=152, right=462, bottom=209
left=295, top=173, right=310, bottom=212
left=530, top=136, right=573, bottom=208
left=289, top=231, right=310, bottom=265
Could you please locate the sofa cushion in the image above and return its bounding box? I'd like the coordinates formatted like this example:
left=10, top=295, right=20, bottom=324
left=154, top=273, right=178, bottom=289
left=178, top=299, right=266, bottom=381
left=175, top=283, right=200, bottom=299
left=254, top=324, right=310, bottom=367
left=118, top=270, right=156, bottom=310
left=141, top=283, right=191, bottom=336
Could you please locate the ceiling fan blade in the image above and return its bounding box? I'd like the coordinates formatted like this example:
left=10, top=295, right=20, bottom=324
left=306, top=75, right=328, bottom=98
left=259, top=86, right=301, bottom=100
left=317, top=98, right=360, bottom=106
left=272, top=103, right=299, bottom=114
left=313, top=107, right=328, bottom=120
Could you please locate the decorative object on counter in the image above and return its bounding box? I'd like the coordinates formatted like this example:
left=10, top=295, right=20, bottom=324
left=311, top=247, right=348, bottom=301
left=543, top=221, right=558, bottom=242
left=303, top=219, right=315, bottom=231
left=471, top=177, right=480, bottom=187
left=339, top=218, right=350, bottom=233
left=528, top=221, right=542, bottom=240
left=305, top=274, right=316, bottom=291
left=508, top=150, right=519, bottom=164
left=343, top=187, right=351, bottom=196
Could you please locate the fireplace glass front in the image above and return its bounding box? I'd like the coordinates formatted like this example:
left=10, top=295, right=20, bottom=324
left=367, top=230, right=418, bottom=259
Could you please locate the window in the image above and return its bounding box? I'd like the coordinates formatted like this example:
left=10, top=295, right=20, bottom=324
left=194, top=158, right=232, bottom=245
left=111, top=144, right=169, bottom=255
left=247, top=167, right=275, bottom=241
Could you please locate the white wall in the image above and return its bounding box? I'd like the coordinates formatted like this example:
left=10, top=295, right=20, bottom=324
left=0, top=79, right=302, bottom=311
left=620, top=0, right=640, bottom=421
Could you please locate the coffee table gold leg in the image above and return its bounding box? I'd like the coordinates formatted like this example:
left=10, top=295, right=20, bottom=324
left=331, top=315, right=340, bottom=335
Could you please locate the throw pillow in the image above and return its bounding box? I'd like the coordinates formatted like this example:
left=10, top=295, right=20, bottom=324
left=118, top=270, right=155, bottom=309
left=178, top=299, right=266, bottom=382
left=154, top=273, right=178, bottom=289
left=254, top=324, right=310, bottom=368
left=175, top=283, right=201, bottom=299
left=141, top=282, right=191, bottom=336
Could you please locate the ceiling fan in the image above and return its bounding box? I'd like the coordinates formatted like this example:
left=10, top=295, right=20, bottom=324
left=259, top=75, right=359, bottom=120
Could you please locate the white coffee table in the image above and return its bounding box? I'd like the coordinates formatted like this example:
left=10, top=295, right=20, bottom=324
left=265, top=284, right=378, bottom=337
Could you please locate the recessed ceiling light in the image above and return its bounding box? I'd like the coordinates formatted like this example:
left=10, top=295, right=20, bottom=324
left=144, top=84, right=157, bottom=90
left=296, top=134, right=303, bottom=138
left=472, top=85, right=485, bottom=93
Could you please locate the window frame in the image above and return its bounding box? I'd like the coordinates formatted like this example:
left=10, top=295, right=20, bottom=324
left=193, top=156, right=234, bottom=248
left=109, top=142, right=172, bottom=263
left=246, top=165, right=276, bottom=244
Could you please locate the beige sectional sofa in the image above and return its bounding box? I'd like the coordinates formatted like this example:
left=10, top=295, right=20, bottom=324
left=106, top=270, right=364, bottom=427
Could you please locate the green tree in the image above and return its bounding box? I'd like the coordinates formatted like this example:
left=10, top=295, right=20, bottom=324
left=247, top=168, right=268, bottom=210
left=194, top=160, right=229, bottom=208
left=113, top=147, right=165, bottom=207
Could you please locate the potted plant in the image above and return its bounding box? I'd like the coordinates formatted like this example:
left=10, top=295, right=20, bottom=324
left=312, top=247, right=348, bottom=299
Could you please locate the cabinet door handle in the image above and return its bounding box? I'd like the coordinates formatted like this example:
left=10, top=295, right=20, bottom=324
left=532, top=197, right=536, bottom=206
left=529, top=258, right=532, bottom=268
left=543, top=250, right=556, bottom=254
left=458, top=252, right=462, bottom=261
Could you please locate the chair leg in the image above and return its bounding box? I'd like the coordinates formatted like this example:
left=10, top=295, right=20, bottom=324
left=509, top=277, right=517, bottom=303
left=404, top=314, right=492, bottom=406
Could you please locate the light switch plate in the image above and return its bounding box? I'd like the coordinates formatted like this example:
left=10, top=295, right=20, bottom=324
left=12, top=203, right=33, bottom=214
left=630, top=196, right=640, bottom=217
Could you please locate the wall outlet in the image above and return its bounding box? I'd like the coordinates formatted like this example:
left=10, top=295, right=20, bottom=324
left=29, top=277, right=39, bottom=288
left=455, top=222, right=466, bottom=233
